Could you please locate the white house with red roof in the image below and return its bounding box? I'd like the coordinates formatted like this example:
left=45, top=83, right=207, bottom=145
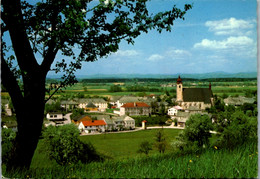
left=78, top=120, right=107, bottom=133
left=120, top=102, right=151, bottom=116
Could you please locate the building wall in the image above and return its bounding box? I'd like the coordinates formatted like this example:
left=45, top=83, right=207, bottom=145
left=46, top=113, right=63, bottom=120
left=178, top=102, right=211, bottom=110
left=168, top=108, right=178, bottom=115
left=176, top=83, right=183, bottom=102
left=122, top=107, right=151, bottom=116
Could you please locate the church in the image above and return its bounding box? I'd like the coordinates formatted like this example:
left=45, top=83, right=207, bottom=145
left=176, top=76, right=214, bottom=110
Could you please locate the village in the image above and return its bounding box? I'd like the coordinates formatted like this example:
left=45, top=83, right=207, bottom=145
left=2, top=76, right=255, bottom=135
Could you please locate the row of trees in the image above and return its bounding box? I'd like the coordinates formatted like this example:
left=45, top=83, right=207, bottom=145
left=108, top=84, right=167, bottom=93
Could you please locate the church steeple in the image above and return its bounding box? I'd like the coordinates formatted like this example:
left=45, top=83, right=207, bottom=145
left=176, top=75, right=183, bottom=102
left=177, top=75, right=182, bottom=84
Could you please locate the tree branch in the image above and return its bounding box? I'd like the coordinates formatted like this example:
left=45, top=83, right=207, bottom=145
left=1, top=54, right=24, bottom=111
left=2, top=0, right=40, bottom=74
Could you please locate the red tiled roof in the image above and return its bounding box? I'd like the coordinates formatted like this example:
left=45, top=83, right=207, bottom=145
left=82, top=120, right=106, bottom=126
left=121, top=102, right=150, bottom=108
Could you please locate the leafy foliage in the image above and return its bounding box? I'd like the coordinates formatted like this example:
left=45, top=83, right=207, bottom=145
left=45, top=101, right=64, bottom=114
left=137, top=140, right=152, bottom=155
left=214, top=111, right=257, bottom=149
left=43, top=124, right=101, bottom=165
left=70, top=108, right=86, bottom=121
left=109, top=85, right=123, bottom=92
left=2, top=128, right=16, bottom=164
left=174, top=114, right=213, bottom=152
left=154, top=129, right=167, bottom=153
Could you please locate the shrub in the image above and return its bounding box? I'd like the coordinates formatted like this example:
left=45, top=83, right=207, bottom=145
left=154, top=129, right=167, bottom=153
left=43, top=124, right=102, bottom=165
left=215, top=111, right=257, bottom=149
left=137, top=141, right=152, bottom=155
left=174, top=114, right=213, bottom=152
left=2, top=128, right=16, bottom=164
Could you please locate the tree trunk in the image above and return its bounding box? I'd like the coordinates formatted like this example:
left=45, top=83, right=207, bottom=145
left=6, top=75, right=46, bottom=172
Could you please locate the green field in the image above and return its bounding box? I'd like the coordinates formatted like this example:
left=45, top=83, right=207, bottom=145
left=31, top=129, right=182, bottom=168
left=80, top=129, right=182, bottom=159
left=5, top=129, right=257, bottom=178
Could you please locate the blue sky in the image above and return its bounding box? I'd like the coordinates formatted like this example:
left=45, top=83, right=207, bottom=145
left=69, top=0, right=257, bottom=76
left=4, top=0, right=257, bottom=76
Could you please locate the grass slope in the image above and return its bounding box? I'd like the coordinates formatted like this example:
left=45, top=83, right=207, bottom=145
left=4, top=142, right=257, bottom=178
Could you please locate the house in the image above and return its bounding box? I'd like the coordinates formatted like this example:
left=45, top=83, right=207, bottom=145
left=168, top=106, right=182, bottom=116
left=78, top=120, right=107, bottom=133
left=85, top=102, right=99, bottom=112
left=171, top=111, right=190, bottom=127
left=120, top=102, right=151, bottom=116
left=46, top=113, right=63, bottom=121
left=60, top=100, right=78, bottom=111
left=1, top=98, right=12, bottom=116
left=116, top=96, right=140, bottom=108
left=73, top=115, right=92, bottom=125
left=176, top=76, right=214, bottom=110
left=103, top=115, right=135, bottom=131
left=171, top=111, right=212, bottom=127
left=78, top=98, right=107, bottom=112
left=224, top=96, right=255, bottom=106
left=109, top=96, right=122, bottom=106
left=102, top=118, right=115, bottom=131
left=123, top=116, right=135, bottom=130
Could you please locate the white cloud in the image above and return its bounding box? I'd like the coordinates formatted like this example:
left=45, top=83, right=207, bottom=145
left=166, top=49, right=191, bottom=59
left=194, top=36, right=254, bottom=50
left=147, top=54, right=164, bottom=61
left=205, top=18, right=255, bottom=36
left=113, top=50, right=140, bottom=57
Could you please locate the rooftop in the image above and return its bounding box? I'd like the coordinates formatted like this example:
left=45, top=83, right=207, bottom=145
left=121, top=102, right=150, bottom=108
left=82, top=120, right=106, bottom=127
left=183, top=88, right=213, bottom=104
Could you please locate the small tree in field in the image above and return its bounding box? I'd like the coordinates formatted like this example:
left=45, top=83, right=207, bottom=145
left=154, top=129, right=167, bottom=153
left=138, top=141, right=152, bottom=155
left=184, top=114, right=213, bottom=147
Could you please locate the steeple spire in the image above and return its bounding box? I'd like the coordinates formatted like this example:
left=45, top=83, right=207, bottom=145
left=177, top=75, right=182, bottom=84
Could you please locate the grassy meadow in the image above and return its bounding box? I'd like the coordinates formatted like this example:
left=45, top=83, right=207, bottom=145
left=4, top=129, right=257, bottom=178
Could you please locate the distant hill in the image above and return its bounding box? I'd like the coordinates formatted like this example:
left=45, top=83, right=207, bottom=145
left=74, top=72, right=257, bottom=79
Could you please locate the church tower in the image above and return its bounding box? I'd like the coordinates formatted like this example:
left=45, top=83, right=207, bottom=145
left=176, top=75, right=183, bottom=102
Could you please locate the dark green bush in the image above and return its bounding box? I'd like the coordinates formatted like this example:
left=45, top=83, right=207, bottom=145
left=2, top=128, right=16, bottom=164
left=173, top=114, right=213, bottom=152
left=214, top=111, right=257, bottom=149
left=43, top=124, right=102, bottom=165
